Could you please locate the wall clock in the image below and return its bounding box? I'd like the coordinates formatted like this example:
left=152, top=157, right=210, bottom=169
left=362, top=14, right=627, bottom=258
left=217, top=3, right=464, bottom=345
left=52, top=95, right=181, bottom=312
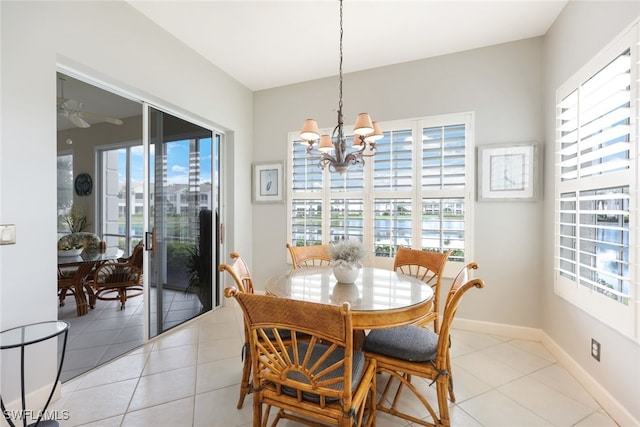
left=74, top=173, right=93, bottom=196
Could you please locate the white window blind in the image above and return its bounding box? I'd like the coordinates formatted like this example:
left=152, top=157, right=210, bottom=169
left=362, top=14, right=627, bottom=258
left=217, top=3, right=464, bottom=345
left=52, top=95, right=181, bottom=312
left=288, top=113, right=473, bottom=271
left=554, top=23, right=638, bottom=338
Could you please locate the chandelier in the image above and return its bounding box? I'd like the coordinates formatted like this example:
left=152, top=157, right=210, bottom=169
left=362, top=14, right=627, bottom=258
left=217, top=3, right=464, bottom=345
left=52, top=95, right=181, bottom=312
left=299, top=0, right=383, bottom=174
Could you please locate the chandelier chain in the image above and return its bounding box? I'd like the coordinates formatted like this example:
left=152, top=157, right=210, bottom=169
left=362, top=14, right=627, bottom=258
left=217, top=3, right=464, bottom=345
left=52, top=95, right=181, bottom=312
left=338, top=0, right=343, bottom=116
left=299, top=0, right=379, bottom=174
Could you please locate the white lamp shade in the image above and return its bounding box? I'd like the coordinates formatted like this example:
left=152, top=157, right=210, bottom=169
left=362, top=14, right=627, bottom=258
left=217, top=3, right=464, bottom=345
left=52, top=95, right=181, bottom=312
left=353, top=113, right=374, bottom=136
left=364, top=121, right=383, bottom=143
left=318, top=135, right=334, bottom=153
left=300, top=119, right=320, bottom=141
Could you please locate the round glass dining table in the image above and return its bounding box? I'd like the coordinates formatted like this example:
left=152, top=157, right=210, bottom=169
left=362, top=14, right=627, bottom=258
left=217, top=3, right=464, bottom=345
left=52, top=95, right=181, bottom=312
left=265, top=267, right=434, bottom=330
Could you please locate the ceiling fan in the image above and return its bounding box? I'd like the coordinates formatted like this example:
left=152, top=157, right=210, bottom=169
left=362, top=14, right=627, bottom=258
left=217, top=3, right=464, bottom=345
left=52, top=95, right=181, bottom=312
left=57, top=77, right=123, bottom=128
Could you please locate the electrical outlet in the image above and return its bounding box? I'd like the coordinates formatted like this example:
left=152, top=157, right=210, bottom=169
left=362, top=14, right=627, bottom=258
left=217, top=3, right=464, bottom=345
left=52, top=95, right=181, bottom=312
left=591, top=338, right=601, bottom=361
left=0, top=224, right=16, bottom=245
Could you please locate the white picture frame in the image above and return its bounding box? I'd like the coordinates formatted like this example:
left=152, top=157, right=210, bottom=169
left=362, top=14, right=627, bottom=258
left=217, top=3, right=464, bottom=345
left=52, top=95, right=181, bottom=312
left=252, top=161, right=284, bottom=204
left=478, top=143, right=541, bottom=201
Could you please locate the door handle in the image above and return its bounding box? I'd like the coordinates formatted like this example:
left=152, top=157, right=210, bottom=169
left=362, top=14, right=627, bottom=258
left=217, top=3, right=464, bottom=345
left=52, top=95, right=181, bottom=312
left=145, top=229, right=155, bottom=255
left=220, top=223, right=224, bottom=244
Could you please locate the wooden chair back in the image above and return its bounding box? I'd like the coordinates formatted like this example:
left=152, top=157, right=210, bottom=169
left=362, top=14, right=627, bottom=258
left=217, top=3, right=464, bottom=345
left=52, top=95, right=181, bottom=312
left=436, top=262, right=481, bottom=367
left=286, top=243, right=331, bottom=268
left=393, top=247, right=451, bottom=332
left=128, top=242, right=144, bottom=269
left=225, top=287, right=376, bottom=427
left=219, top=252, right=256, bottom=409
left=218, top=252, right=254, bottom=294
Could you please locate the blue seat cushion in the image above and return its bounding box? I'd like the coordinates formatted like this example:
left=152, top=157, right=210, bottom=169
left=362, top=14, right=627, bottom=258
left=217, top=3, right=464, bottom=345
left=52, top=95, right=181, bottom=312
left=363, top=325, right=438, bottom=362
left=282, top=341, right=366, bottom=403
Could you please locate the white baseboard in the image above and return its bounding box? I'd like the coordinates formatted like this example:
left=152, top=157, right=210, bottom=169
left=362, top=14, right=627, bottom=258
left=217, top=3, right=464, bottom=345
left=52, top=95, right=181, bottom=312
left=3, top=381, right=62, bottom=419
left=454, top=318, right=639, bottom=427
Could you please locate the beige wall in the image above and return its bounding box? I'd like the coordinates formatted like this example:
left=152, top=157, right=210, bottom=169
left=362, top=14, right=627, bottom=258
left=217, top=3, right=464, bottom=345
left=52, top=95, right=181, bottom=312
left=0, top=0, right=253, bottom=405
left=253, top=37, right=545, bottom=329
left=542, top=1, right=640, bottom=422
left=252, top=2, right=640, bottom=422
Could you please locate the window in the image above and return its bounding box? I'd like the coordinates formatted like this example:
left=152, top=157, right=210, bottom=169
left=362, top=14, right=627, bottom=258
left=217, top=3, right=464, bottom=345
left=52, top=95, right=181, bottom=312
left=554, top=23, right=639, bottom=338
left=288, top=113, right=473, bottom=273
left=57, top=153, right=73, bottom=234
left=99, top=145, right=145, bottom=253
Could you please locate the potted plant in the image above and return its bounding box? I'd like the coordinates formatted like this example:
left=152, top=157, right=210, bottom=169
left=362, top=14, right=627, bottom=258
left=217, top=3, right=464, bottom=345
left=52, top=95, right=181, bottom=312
left=63, top=204, right=90, bottom=233
left=185, top=244, right=212, bottom=312
left=328, top=239, right=366, bottom=283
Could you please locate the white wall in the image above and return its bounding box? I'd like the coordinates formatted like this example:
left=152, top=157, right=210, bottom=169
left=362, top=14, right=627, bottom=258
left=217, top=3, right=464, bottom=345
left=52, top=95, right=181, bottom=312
left=253, top=37, right=545, bottom=329
left=542, top=1, right=640, bottom=422
left=0, top=0, right=253, bottom=405
left=253, top=2, right=640, bottom=421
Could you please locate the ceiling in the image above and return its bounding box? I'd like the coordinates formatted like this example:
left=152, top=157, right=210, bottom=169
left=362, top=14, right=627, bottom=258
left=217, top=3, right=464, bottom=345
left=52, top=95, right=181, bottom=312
left=126, top=0, right=568, bottom=91
left=58, top=1, right=567, bottom=131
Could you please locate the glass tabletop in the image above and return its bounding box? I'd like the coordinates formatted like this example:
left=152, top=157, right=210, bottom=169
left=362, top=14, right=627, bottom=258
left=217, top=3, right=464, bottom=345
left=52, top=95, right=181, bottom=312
left=57, top=247, right=123, bottom=265
left=0, top=321, right=70, bottom=349
left=266, top=267, right=433, bottom=312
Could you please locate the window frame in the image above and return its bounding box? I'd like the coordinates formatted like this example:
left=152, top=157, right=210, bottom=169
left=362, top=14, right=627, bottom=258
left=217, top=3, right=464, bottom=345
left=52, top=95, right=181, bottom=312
left=57, top=151, right=74, bottom=236
left=287, top=112, right=475, bottom=278
left=554, top=21, right=639, bottom=340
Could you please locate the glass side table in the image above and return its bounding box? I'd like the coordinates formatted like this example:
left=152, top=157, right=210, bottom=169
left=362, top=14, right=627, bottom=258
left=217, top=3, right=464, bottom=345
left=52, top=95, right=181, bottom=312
left=0, top=321, right=70, bottom=427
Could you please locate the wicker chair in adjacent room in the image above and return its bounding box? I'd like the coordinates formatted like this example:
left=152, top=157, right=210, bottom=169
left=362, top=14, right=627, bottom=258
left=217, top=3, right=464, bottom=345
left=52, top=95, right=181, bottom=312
left=91, top=254, right=143, bottom=310
left=225, top=287, right=377, bottom=427
left=286, top=243, right=331, bottom=268
left=362, top=263, right=483, bottom=426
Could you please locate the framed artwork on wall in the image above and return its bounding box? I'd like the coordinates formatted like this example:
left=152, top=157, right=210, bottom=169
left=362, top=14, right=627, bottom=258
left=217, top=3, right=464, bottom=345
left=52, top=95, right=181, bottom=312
left=478, top=143, right=541, bottom=201
left=252, top=161, right=284, bottom=204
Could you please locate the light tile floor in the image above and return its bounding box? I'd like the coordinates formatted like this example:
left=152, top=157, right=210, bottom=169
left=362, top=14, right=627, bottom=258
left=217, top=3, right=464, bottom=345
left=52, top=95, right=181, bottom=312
left=58, top=288, right=202, bottom=382
left=50, top=300, right=619, bottom=427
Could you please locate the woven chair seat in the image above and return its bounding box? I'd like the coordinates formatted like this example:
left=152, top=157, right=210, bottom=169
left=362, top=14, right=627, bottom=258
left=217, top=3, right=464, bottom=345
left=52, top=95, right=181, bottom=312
left=363, top=325, right=438, bottom=362
left=282, top=341, right=366, bottom=403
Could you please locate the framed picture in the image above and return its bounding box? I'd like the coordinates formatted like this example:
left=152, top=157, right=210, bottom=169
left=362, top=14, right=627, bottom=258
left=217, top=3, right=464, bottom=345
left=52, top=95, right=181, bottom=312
left=478, top=143, right=541, bottom=201
left=252, top=161, right=284, bottom=203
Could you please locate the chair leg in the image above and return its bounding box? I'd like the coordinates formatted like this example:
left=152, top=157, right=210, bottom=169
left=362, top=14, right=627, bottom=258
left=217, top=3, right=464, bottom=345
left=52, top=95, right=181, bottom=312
left=376, top=370, right=440, bottom=426
left=446, top=337, right=456, bottom=402
left=237, top=343, right=252, bottom=409
left=84, top=282, right=96, bottom=309
left=436, top=375, right=451, bottom=427
left=119, top=289, right=127, bottom=310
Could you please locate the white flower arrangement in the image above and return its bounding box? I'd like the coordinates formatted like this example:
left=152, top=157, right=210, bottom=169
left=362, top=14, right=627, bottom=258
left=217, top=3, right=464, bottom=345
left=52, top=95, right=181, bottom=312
left=328, top=240, right=366, bottom=268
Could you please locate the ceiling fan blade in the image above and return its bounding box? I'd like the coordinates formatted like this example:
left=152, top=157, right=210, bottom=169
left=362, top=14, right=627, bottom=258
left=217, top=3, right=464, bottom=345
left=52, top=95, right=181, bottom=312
left=62, top=98, right=84, bottom=111
left=69, top=112, right=91, bottom=128
left=77, top=111, right=123, bottom=126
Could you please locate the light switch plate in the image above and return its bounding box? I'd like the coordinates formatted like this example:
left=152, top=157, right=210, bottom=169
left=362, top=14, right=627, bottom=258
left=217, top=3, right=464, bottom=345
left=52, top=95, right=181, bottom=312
left=0, top=224, right=16, bottom=245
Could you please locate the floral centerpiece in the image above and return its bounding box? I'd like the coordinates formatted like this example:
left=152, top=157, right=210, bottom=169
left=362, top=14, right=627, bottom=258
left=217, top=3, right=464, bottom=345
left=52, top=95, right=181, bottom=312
left=328, top=240, right=366, bottom=283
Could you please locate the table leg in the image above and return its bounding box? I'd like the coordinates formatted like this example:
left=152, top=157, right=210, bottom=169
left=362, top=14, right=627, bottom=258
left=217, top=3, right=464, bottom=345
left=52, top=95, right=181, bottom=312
left=72, top=263, right=94, bottom=316
left=354, top=330, right=366, bottom=350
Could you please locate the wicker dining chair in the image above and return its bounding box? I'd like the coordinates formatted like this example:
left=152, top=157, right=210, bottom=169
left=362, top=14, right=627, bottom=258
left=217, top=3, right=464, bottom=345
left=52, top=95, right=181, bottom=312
left=91, top=255, right=143, bottom=310
left=362, top=263, right=483, bottom=427
left=225, top=287, right=377, bottom=427
left=393, top=247, right=451, bottom=333
left=286, top=243, right=331, bottom=268
left=219, top=252, right=256, bottom=409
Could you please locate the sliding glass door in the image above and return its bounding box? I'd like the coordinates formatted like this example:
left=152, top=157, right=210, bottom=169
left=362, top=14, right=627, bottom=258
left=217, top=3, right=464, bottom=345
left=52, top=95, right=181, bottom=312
left=146, top=106, right=221, bottom=337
